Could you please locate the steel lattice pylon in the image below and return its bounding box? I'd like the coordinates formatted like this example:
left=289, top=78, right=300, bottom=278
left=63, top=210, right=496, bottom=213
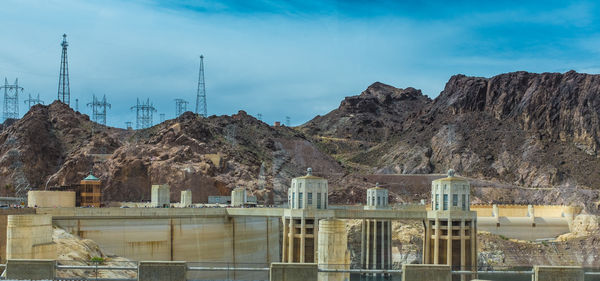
left=131, top=98, right=156, bottom=129
left=87, top=94, right=111, bottom=126
left=195, top=55, right=207, bottom=117
left=175, top=98, right=189, bottom=117
left=24, top=93, right=44, bottom=110
left=1, top=78, right=24, bottom=122
left=58, top=34, right=71, bottom=106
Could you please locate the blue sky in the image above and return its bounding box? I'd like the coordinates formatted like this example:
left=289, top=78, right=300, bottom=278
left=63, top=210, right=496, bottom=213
left=0, top=0, right=599, bottom=128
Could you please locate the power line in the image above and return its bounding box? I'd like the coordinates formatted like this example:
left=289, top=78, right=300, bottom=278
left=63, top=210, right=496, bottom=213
left=24, top=93, right=44, bottom=110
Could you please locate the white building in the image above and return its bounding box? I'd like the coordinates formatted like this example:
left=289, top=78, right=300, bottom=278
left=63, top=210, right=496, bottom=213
left=287, top=168, right=328, bottom=209
left=430, top=169, right=470, bottom=211
left=180, top=190, right=192, bottom=207
left=365, top=183, right=389, bottom=210
left=231, top=187, right=247, bottom=207
left=151, top=184, right=170, bottom=207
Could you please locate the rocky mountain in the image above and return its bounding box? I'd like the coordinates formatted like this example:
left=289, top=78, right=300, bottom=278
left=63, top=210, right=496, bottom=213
left=0, top=101, right=343, bottom=203
left=302, top=71, right=600, bottom=211
left=0, top=70, right=598, bottom=210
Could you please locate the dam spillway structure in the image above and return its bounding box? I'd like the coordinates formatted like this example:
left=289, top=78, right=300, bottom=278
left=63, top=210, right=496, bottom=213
left=282, top=167, right=328, bottom=263
left=361, top=183, right=392, bottom=278
left=423, top=169, right=477, bottom=280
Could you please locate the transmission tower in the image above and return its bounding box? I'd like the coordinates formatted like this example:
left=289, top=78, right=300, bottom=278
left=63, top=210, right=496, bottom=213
left=75, top=98, right=79, bottom=112
left=24, top=93, right=44, bottom=110
left=125, top=121, right=133, bottom=130
left=130, top=98, right=156, bottom=129
left=175, top=98, right=189, bottom=117
left=87, top=94, right=111, bottom=126
left=1, top=78, right=24, bottom=122
left=195, top=55, right=207, bottom=117
left=57, top=34, right=70, bottom=106
left=257, top=113, right=262, bottom=121
left=285, top=116, right=290, bottom=126
left=159, top=113, right=165, bottom=123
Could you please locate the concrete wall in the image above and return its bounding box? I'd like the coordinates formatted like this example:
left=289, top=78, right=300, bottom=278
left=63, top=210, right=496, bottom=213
left=51, top=210, right=279, bottom=280
left=402, top=264, right=451, bottom=281
left=0, top=209, right=35, bottom=262
left=478, top=217, right=570, bottom=240
left=6, top=259, right=55, bottom=280
left=471, top=204, right=580, bottom=218
left=138, top=261, right=186, bottom=281
left=6, top=214, right=56, bottom=259
left=534, top=266, right=583, bottom=281
left=27, top=191, right=75, bottom=208
left=270, top=263, right=318, bottom=281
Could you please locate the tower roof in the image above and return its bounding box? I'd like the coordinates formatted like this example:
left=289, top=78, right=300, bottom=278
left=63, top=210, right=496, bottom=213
left=83, top=174, right=99, bottom=181
left=296, top=167, right=325, bottom=179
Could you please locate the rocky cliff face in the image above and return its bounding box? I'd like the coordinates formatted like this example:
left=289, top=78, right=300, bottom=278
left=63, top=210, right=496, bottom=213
left=302, top=71, right=600, bottom=210
left=302, top=82, right=431, bottom=142
left=0, top=71, right=599, bottom=208
left=0, top=102, right=343, bottom=203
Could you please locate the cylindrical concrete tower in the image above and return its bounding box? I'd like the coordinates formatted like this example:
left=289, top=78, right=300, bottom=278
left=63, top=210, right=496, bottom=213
left=423, top=169, right=477, bottom=280
left=318, top=219, right=350, bottom=281
left=282, top=168, right=329, bottom=263
left=361, top=183, right=392, bottom=277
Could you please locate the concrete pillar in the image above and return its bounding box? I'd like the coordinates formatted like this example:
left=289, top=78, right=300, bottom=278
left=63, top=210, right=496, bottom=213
left=270, top=263, right=318, bottom=281
left=380, top=221, right=385, bottom=269
left=317, top=219, right=349, bottom=281
left=313, top=218, right=319, bottom=263
left=365, top=220, right=370, bottom=269
left=138, top=261, right=187, bottom=281
left=288, top=217, right=295, bottom=262
left=424, top=220, right=431, bottom=263
left=447, top=220, right=453, bottom=267
left=434, top=218, right=440, bottom=264
left=387, top=221, right=391, bottom=268
left=460, top=220, right=465, bottom=271
left=372, top=220, right=377, bottom=267
left=6, top=259, right=55, bottom=280
left=282, top=217, right=288, bottom=262
left=492, top=204, right=499, bottom=217
left=300, top=217, right=306, bottom=263
left=360, top=219, right=366, bottom=268
left=471, top=221, right=477, bottom=273
left=402, top=264, right=451, bottom=281
left=534, top=266, right=584, bottom=281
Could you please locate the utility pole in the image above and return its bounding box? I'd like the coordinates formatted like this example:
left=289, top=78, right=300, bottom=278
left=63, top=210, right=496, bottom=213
left=175, top=98, right=189, bottom=117
left=24, top=93, right=44, bottom=110
left=87, top=94, right=111, bottom=126
left=130, top=98, right=156, bottom=129
left=195, top=55, right=207, bottom=117
left=57, top=34, right=71, bottom=106
left=1, top=78, right=23, bottom=122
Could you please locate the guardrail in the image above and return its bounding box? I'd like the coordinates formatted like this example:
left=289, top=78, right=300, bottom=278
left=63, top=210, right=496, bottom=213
left=3, top=260, right=600, bottom=281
